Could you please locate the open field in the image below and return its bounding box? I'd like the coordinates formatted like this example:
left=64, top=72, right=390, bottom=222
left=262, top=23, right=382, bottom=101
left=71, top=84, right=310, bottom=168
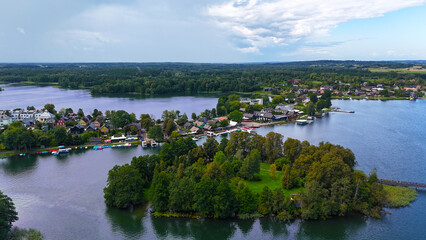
left=243, top=162, right=303, bottom=195
left=369, top=67, right=426, bottom=74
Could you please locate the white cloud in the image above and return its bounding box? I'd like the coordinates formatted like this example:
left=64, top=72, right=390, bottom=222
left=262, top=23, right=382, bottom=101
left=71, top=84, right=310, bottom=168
left=207, top=0, right=426, bottom=52
left=17, top=27, right=25, bottom=35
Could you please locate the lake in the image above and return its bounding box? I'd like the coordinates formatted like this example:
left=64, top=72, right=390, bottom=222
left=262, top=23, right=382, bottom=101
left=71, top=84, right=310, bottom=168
left=0, top=86, right=425, bottom=239
left=0, top=84, right=219, bottom=119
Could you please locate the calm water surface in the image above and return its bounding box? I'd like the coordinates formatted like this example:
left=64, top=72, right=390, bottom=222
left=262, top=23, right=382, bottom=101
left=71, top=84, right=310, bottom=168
left=0, top=86, right=425, bottom=240
left=0, top=84, right=219, bottom=118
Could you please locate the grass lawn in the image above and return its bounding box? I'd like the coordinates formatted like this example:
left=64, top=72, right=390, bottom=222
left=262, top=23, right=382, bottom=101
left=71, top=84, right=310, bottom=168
left=244, top=162, right=303, bottom=196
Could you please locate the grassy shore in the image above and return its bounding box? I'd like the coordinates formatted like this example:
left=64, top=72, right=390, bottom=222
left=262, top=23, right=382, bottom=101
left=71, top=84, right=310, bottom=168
left=383, top=185, right=417, bottom=208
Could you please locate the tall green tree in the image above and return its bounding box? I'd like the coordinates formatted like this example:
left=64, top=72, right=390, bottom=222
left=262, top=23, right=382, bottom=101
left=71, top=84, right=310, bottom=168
left=203, top=138, right=218, bottom=161
left=148, top=125, right=163, bottom=141
left=0, top=190, right=19, bottom=238
left=43, top=103, right=56, bottom=114
left=239, top=149, right=261, bottom=180
left=168, top=177, right=195, bottom=212
left=265, top=132, right=284, bottom=163
left=194, top=176, right=216, bottom=216
left=103, top=164, right=145, bottom=209
left=284, top=138, right=302, bottom=163
left=213, top=180, right=236, bottom=218
left=151, top=171, right=170, bottom=212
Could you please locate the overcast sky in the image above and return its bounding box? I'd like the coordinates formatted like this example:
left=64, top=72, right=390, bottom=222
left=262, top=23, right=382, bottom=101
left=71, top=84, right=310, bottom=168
left=1, top=0, right=426, bottom=62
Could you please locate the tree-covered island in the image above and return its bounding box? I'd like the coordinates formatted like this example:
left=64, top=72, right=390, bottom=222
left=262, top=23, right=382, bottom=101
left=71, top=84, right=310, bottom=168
left=103, top=132, right=417, bottom=220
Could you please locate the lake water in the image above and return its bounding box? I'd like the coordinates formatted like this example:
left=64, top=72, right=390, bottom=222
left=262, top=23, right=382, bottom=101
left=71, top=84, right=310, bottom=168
left=0, top=84, right=219, bottom=119
left=0, top=86, right=425, bottom=239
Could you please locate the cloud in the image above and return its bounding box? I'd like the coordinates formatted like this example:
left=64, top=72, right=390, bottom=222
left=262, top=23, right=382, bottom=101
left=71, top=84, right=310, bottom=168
left=206, top=0, right=426, bottom=52
left=16, top=27, right=25, bottom=35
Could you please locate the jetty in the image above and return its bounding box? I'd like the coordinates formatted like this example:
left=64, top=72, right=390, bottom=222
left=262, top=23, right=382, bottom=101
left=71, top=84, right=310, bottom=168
left=378, top=179, right=426, bottom=189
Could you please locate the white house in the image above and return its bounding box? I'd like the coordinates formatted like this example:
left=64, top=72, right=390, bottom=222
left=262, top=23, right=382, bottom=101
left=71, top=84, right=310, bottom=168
left=35, top=110, right=55, bottom=123
left=0, top=115, right=12, bottom=128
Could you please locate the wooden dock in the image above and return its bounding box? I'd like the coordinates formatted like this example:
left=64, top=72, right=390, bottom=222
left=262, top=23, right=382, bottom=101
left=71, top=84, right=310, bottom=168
left=378, top=179, right=426, bottom=189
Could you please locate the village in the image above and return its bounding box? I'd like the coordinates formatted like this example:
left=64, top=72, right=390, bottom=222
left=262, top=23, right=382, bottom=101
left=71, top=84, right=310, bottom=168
left=1, top=77, right=424, bottom=156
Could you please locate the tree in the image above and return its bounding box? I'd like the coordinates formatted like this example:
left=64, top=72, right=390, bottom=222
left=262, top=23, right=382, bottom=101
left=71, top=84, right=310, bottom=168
left=148, top=125, right=163, bottom=141
left=191, top=112, right=197, bottom=120
left=151, top=171, right=170, bottom=212
left=203, top=137, right=218, bottom=160
left=213, top=180, right=236, bottom=218
left=53, top=127, right=67, bottom=145
left=281, top=165, right=293, bottom=189
left=308, top=93, right=318, bottom=103
left=219, top=119, right=229, bottom=127
left=270, top=164, right=277, bottom=180
left=272, top=96, right=284, bottom=104
left=259, top=186, right=273, bottom=215
left=164, top=119, right=176, bottom=136
left=284, top=138, right=302, bottom=163
left=92, top=109, right=99, bottom=118
left=265, top=132, right=284, bottom=163
left=77, top=108, right=84, bottom=118
left=168, top=177, right=195, bottom=212
left=43, top=103, right=56, bottom=114
left=218, top=138, right=229, bottom=152
left=103, top=164, right=145, bottom=209
left=229, top=110, right=243, bottom=123
left=236, top=182, right=258, bottom=214
left=194, top=176, right=216, bottom=216
left=239, top=149, right=261, bottom=180
left=110, top=110, right=131, bottom=128
left=140, top=114, right=154, bottom=131
left=305, top=102, right=315, bottom=116
left=177, top=113, right=188, bottom=126
left=26, top=106, right=35, bottom=110
left=170, top=131, right=180, bottom=140
left=204, top=162, right=224, bottom=181
left=213, top=151, right=227, bottom=165
left=0, top=122, right=36, bottom=151
left=0, top=190, right=19, bottom=238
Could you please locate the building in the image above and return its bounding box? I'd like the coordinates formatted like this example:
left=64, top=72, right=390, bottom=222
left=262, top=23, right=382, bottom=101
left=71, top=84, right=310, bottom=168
left=56, top=119, right=66, bottom=127
left=0, top=115, right=12, bottom=128
left=36, top=111, right=55, bottom=123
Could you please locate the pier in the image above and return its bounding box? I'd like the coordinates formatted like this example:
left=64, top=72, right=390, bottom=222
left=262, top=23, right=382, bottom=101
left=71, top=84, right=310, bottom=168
left=378, top=179, right=426, bottom=189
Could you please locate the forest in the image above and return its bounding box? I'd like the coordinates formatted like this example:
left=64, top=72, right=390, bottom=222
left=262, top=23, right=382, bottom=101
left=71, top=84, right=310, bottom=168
left=104, top=132, right=394, bottom=220
left=0, top=61, right=424, bottom=95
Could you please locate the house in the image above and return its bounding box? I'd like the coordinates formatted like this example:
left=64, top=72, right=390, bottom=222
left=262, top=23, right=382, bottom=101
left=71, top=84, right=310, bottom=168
left=92, top=120, right=101, bottom=128
left=273, top=115, right=288, bottom=121
left=69, top=125, right=85, bottom=134
left=86, top=115, right=93, bottom=122
left=78, top=119, right=88, bottom=127
left=404, top=85, right=421, bottom=92
left=90, top=137, right=102, bottom=145
left=189, top=126, right=200, bottom=135
left=100, top=125, right=109, bottom=134
left=20, top=117, right=36, bottom=127
left=56, top=119, right=66, bottom=127
left=240, top=98, right=264, bottom=105
left=111, top=134, right=126, bottom=142
left=320, top=86, right=334, bottom=92
left=85, top=123, right=98, bottom=132
left=0, top=115, right=12, bottom=128
left=35, top=111, right=55, bottom=123
left=203, top=124, right=213, bottom=131
left=194, top=120, right=204, bottom=127
left=243, top=113, right=254, bottom=121
left=183, top=122, right=193, bottom=129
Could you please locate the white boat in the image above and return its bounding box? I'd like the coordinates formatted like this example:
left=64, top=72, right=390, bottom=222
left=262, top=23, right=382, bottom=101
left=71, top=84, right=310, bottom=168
left=192, top=137, right=199, bottom=141
left=142, top=141, right=148, bottom=147
left=151, top=140, right=158, bottom=147
left=296, top=119, right=308, bottom=125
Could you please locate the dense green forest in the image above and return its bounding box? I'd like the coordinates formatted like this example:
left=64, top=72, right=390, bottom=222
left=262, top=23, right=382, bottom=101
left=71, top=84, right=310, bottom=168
left=0, top=61, right=424, bottom=95
left=104, top=132, right=397, bottom=220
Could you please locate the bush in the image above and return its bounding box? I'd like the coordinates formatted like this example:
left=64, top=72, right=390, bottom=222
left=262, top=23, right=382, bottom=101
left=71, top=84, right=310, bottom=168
left=383, top=185, right=417, bottom=208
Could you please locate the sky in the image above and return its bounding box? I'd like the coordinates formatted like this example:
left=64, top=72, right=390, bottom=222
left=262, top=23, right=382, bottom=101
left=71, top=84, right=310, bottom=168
left=1, top=0, right=426, bottom=63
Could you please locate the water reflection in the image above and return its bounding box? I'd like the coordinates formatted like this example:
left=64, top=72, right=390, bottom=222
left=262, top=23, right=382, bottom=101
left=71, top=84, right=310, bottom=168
left=151, top=216, right=238, bottom=240
left=259, top=217, right=289, bottom=237
left=105, top=205, right=146, bottom=239
left=0, top=155, right=38, bottom=175
left=296, top=215, right=367, bottom=240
